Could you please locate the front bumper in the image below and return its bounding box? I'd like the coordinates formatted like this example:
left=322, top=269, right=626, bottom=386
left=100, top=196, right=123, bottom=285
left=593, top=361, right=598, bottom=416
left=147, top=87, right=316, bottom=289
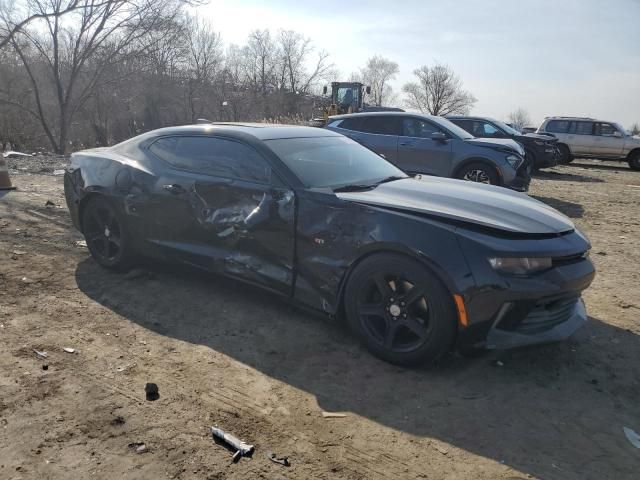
left=455, top=229, right=595, bottom=351
left=505, top=164, right=531, bottom=192
left=537, top=147, right=559, bottom=168
left=485, top=297, right=587, bottom=349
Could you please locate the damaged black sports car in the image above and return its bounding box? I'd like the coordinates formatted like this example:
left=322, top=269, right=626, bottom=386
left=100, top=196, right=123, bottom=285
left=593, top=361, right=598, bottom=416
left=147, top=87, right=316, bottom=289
left=64, top=124, right=595, bottom=365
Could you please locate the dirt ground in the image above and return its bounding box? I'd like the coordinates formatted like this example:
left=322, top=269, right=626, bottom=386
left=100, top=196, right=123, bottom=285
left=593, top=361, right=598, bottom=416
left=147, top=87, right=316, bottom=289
left=1, top=158, right=639, bottom=480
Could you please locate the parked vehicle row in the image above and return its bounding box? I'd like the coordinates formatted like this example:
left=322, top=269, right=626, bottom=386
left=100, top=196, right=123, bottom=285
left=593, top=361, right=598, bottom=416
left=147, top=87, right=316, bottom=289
left=536, top=116, right=640, bottom=170
left=447, top=116, right=560, bottom=169
left=326, top=112, right=531, bottom=192
left=64, top=123, right=595, bottom=365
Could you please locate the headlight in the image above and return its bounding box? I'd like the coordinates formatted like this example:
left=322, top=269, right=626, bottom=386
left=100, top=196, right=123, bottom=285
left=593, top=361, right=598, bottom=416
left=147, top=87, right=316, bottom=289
left=488, top=257, right=552, bottom=274
left=505, top=154, right=524, bottom=170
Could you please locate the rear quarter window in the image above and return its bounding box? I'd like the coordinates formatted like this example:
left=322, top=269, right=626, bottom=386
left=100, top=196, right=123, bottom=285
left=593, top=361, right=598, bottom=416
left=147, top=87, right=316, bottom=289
left=335, top=117, right=366, bottom=132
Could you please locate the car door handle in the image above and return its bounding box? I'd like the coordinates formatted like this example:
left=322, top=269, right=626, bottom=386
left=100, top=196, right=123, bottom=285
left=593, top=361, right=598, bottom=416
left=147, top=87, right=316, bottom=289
left=162, top=184, right=186, bottom=195
left=399, top=141, right=415, bottom=146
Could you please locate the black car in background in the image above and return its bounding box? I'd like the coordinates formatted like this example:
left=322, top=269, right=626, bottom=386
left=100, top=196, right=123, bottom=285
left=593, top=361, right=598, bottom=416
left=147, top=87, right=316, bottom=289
left=448, top=116, right=560, bottom=169
left=64, top=123, right=595, bottom=365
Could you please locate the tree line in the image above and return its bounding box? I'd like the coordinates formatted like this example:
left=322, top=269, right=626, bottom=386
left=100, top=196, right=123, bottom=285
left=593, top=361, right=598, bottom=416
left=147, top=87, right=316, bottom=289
left=1, top=0, right=479, bottom=153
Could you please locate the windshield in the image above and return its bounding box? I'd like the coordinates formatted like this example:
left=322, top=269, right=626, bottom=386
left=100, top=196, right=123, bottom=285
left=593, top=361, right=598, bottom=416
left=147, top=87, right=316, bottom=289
left=612, top=123, right=628, bottom=135
left=265, top=136, right=407, bottom=189
left=431, top=116, right=474, bottom=140
left=492, top=119, right=521, bottom=136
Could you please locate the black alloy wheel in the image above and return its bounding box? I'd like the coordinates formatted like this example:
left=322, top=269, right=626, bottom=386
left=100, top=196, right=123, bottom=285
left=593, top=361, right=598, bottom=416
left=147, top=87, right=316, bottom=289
left=345, top=254, right=457, bottom=366
left=82, top=197, right=133, bottom=270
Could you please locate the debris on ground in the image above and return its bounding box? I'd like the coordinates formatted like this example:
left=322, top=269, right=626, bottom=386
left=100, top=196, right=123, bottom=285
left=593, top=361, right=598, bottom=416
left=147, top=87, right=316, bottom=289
left=33, top=349, right=48, bottom=359
left=111, top=416, right=126, bottom=426
left=144, top=383, right=159, bottom=401
left=322, top=412, right=347, bottom=418
left=433, top=444, right=449, bottom=456
left=128, top=442, right=148, bottom=454
left=21, top=277, right=36, bottom=284
left=74, top=240, right=87, bottom=248
left=53, top=169, right=65, bottom=176
left=63, top=347, right=75, bottom=354
left=12, top=250, right=26, bottom=255
left=267, top=452, right=291, bottom=467
left=45, top=200, right=56, bottom=207
left=492, top=360, right=505, bottom=367
left=211, top=426, right=255, bottom=463
left=2, top=151, right=32, bottom=158
left=623, top=427, right=640, bottom=449
left=42, top=365, right=49, bottom=371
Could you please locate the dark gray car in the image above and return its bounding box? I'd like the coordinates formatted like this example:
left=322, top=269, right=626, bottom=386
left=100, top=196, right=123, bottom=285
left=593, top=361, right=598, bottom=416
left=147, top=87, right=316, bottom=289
left=326, top=112, right=531, bottom=191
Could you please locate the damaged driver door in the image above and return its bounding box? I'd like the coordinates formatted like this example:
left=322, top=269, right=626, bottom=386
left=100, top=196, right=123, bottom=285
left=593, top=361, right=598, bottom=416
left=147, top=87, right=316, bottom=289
left=146, top=135, right=295, bottom=295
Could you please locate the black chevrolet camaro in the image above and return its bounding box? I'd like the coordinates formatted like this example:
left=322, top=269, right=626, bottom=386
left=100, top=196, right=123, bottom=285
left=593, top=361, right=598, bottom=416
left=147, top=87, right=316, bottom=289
left=64, top=124, right=595, bottom=365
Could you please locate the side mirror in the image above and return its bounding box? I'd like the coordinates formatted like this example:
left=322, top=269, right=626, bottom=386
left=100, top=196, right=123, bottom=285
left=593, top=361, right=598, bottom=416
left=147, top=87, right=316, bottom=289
left=365, top=86, right=371, bottom=95
left=322, top=86, right=328, bottom=95
left=613, top=131, right=623, bottom=138
left=431, top=131, right=448, bottom=142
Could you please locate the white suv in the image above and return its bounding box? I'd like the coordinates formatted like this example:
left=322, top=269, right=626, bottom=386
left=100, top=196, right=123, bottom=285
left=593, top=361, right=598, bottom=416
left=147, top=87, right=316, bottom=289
left=537, top=117, right=640, bottom=170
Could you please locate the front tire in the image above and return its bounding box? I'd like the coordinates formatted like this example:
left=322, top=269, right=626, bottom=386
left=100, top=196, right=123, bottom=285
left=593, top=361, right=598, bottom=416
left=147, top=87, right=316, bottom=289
left=557, top=144, right=573, bottom=164
left=628, top=151, right=640, bottom=171
left=82, top=196, right=135, bottom=271
left=456, top=162, right=500, bottom=186
left=344, top=253, right=457, bottom=366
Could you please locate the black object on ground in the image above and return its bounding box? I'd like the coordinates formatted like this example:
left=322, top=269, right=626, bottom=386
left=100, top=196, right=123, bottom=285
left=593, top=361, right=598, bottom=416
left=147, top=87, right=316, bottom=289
left=144, top=383, right=159, bottom=401
left=267, top=452, right=291, bottom=467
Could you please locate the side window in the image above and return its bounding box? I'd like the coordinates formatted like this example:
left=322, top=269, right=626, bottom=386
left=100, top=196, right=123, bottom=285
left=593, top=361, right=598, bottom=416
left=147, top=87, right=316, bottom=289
left=480, top=122, right=501, bottom=137
left=149, top=136, right=271, bottom=183
left=361, top=116, right=402, bottom=136
left=574, top=122, right=593, bottom=135
left=595, top=123, right=617, bottom=136
left=402, top=118, right=442, bottom=138
left=452, top=119, right=473, bottom=134
left=546, top=120, right=570, bottom=133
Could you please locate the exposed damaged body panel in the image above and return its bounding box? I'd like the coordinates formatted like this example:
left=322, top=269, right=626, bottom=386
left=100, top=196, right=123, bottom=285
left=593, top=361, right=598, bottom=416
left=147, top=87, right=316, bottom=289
left=64, top=123, right=595, bottom=362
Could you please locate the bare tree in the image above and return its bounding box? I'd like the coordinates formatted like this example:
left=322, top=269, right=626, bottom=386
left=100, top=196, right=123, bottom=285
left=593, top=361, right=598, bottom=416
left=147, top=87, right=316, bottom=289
left=402, top=63, right=476, bottom=116
left=508, top=108, right=532, bottom=131
left=630, top=123, right=640, bottom=136
left=358, top=55, right=399, bottom=107
left=1, top=0, right=191, bottom=153
left=184, top=15, right=223, bottom=122
left=278, top=30, right=333, bottom=95
left=1, top=0, right=90, bottom=49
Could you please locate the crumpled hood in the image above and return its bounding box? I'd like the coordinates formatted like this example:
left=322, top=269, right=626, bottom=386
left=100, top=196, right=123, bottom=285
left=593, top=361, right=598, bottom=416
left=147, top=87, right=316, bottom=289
left=465, top=137, right=525, bottom=156
left=524, top=133, right=558, bottom=143
left=336, top=177, right=575, bottom=235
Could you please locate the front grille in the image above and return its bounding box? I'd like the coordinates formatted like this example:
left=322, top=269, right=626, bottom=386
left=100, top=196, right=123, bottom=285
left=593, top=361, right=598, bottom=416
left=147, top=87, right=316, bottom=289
left=515, top=298, right=579, bottom=334
left=553, top=253, right=587, bottom=267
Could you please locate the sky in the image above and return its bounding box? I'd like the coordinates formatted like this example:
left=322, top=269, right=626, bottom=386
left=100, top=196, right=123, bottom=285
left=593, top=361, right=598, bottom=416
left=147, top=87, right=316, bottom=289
left=196, top=0, right=640, bottom=128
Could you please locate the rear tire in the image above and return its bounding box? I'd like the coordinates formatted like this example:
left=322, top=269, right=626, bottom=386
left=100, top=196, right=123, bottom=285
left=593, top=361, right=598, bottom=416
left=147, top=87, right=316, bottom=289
left=628, top=151, right=640, bottom=171
left=344, top=253, right=457, bottom=366
left=82, top=196, right=135, bottom=271
left=557, top=144, right=573, bottom=164
left=456, top=162, right=500, bottom=186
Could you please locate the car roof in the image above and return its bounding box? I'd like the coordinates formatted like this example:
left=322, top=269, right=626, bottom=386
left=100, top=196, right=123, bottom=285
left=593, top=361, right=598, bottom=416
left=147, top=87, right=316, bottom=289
left=329, top=111, right=438, bottom=121
left=543, top=117, right=620, bottom=124
left=447, top=115, right=499, bottom=122
left=135, top=123, right=341, bottom=141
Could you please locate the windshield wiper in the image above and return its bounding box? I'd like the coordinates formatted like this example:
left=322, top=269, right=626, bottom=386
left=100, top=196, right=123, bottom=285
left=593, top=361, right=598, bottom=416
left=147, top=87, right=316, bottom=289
left=372, top=175, right=406, bottom=186
left=332, top=183, right=377, bottom=192
left=332, top=175, right=406, bottom=193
